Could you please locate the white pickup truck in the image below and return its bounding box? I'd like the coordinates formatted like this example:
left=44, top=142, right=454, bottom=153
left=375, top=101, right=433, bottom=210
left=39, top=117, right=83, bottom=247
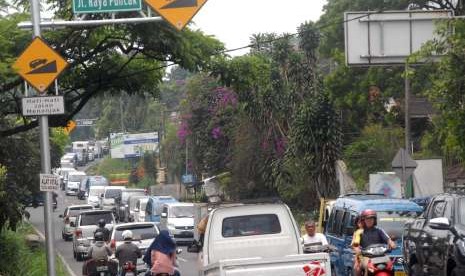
left=191, top=203, right=331, bottom=276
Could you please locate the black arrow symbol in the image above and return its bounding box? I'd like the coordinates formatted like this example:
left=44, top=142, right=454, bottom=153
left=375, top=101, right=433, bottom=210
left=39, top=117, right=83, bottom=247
left=162, top=0, right=197, bottom=9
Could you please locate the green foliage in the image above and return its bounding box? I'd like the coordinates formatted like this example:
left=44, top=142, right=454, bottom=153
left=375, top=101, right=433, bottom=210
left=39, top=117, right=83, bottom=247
left=143, top=152, right=157, bottom=180
left=0, top=223, right=68, bottom=276
left=344, top=124, right=403, bottom=189
left=94, top=157, right=132, bottom=181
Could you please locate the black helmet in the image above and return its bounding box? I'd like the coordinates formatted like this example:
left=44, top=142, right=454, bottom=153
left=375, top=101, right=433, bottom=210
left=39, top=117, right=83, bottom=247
left=98, top=219, right=106, bottom=228
left=94, top=231, right=104, bottom=241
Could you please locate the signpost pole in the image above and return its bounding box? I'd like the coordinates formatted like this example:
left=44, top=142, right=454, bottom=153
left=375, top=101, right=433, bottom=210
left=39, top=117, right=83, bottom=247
left=30, top=0, right=56, bottom=274
left=405, top=63, right=411, bottom=154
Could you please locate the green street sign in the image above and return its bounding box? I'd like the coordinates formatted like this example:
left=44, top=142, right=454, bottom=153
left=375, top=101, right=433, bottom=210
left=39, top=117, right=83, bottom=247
left=73, top=0, right=142, bottom=13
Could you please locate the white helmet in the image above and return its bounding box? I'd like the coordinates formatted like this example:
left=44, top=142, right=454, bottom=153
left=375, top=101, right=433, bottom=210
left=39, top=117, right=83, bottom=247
left=122, top=230, right=133, bottom=240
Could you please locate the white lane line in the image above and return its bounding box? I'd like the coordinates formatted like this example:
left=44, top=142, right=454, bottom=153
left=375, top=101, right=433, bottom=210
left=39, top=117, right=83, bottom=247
left=30, top=224, right=77, bottom=276
left=177, top=256, right=188, bottom=262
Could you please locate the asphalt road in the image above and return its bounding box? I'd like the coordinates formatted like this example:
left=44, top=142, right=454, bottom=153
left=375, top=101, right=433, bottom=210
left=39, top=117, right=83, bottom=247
left=28, top=163, right=200, bottom=276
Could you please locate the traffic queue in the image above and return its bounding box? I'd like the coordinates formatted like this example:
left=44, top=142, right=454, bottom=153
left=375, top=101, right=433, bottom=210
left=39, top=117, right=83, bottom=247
left=55, top=154, right=465, bottom=276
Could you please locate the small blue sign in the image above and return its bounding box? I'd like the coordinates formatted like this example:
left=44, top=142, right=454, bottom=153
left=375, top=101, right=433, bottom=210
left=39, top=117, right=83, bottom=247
left=182, top=174, right=194, bottom=184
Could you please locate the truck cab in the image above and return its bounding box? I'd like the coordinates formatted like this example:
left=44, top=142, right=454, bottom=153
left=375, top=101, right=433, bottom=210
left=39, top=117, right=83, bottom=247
left=192, top=203, right=331, bottom=276
left=324, top=193, right=423, bottom=276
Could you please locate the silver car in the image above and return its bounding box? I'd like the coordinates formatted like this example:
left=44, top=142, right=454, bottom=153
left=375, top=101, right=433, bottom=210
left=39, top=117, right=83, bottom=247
left=72, top=210, right=115, bottom=261
left=110, top=222, right=159, bottom=273
left=60, top=204, right=93, bottom=241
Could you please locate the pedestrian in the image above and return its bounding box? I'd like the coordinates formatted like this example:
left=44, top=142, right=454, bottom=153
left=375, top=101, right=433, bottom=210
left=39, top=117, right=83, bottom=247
left=302, top=220, right=328, bottom=245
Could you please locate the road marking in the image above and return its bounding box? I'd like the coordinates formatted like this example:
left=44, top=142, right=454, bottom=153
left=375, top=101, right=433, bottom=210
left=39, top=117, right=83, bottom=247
left=30, top=224, right=77, bottom=276
left=178, top=256, right=188, bottom=262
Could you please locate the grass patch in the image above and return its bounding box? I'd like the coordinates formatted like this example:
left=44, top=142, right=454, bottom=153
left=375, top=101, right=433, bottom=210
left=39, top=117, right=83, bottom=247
left=0, top=223, right=68, bottom=276
left=91, top=157, right=132, bottom=181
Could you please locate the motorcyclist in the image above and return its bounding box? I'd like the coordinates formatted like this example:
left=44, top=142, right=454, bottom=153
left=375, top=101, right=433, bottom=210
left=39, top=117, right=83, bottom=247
left=83, top=232, right=113, bottom=276
left=352, top=209, right=396, bottom=276
left=115, top=230, right=141, bottom=275
left=94, top=218, right=111, bottom=243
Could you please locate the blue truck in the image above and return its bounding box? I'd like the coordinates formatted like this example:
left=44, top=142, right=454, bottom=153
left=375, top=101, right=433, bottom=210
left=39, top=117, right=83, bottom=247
left=323, top=193, right=423, bottom=276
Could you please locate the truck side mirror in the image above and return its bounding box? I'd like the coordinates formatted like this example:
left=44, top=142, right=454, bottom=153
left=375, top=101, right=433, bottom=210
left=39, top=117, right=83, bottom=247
left=429, top=217, right=450, bottom=230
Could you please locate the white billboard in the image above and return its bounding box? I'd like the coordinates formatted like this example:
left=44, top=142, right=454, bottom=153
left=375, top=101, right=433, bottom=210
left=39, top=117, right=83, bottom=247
left=369, top=172, right=402, bottom=198
left=110, top=132, right=159, bottom=159
left=345, top=10, right=452, bottom=65
left=412, top=159, right=444, bottom=197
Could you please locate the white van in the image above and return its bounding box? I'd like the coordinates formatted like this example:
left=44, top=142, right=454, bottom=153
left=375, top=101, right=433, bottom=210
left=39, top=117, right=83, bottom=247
left=160, top=202, right=195, bottom=244
left=66, top=171, right=86, bottom=196
left=87, top=186, right=105, bottom=208
left=100, top=186, right=126, bottom=211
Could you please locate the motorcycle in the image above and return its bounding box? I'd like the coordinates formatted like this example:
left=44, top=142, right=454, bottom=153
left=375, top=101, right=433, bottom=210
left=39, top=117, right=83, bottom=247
left=83, top=258, right=118, bottom=276
left=360, top=244, right=393, bottom=276
left=121, top=261, right=137, bottom=276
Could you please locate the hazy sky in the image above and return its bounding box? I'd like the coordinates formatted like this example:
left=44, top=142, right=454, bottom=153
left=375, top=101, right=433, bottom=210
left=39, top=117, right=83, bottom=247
left=191, top=0, right=327, bottom=55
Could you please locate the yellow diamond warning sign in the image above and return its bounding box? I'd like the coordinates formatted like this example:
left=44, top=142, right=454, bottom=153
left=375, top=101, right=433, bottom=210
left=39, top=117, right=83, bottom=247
left=145, top=0, right=208, bottom=30
left=13, top=37, right=69, bottom=93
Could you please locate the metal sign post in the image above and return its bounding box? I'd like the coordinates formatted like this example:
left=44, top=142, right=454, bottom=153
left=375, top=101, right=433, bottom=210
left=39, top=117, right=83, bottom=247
left=30, top=0, right=56, bottom=274
left=392, top=148, right=417, bottom=198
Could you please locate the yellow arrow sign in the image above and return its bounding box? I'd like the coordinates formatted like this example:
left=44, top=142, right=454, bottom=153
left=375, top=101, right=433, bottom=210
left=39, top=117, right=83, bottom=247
left=13, top=37, right=69, bottom=93
left=64, top=120, right=76, bottom=135
left=145, top=0, right=208, bottom=30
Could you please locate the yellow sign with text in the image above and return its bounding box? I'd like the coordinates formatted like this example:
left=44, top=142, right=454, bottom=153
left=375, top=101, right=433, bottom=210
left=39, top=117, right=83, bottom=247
left=13, top=37, right=68, bottom=93
left=145, top=0, right=208, bottom=30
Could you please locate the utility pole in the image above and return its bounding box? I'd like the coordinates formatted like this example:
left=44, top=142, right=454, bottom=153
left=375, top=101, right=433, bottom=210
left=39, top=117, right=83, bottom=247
left=119, top=95, right=125, bottom=133
left=30, top=0, right=56, bottom=274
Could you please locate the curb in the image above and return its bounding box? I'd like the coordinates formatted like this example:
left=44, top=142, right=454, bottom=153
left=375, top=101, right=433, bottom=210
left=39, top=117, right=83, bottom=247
left=29, top=224, right=77, bottom=276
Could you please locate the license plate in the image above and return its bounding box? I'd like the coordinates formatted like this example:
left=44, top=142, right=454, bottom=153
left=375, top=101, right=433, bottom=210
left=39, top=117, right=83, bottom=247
left=125, top=273, right=135, bottom=276
left=96, top=266, right=108, bottom=272
left=395, top=272, right=406, bottom=276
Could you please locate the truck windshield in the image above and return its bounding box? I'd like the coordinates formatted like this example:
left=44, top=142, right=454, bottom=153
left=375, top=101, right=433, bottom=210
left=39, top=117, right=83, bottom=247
left=377, top=211, right=421, bottom=238
left=222, top=214, right=281, bottom=237
left=170, top=206, right=194, bottom=218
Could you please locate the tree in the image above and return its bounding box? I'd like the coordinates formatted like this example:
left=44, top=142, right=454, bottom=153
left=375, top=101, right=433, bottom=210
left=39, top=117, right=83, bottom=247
left=0, top=0, right=225, bottom=137
left=344, top=124, right=404, bottom=188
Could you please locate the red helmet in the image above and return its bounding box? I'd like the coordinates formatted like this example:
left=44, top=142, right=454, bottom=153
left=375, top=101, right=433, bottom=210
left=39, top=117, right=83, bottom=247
left=361, top=209, right=377, bottom=219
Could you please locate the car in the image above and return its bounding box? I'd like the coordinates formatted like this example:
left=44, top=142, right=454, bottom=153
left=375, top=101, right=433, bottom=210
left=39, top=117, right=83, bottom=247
left=159, top=202, right=195, bottom=244
left=323, top=193, right=423, bottom=276
left=54, top=167, right=77, bottom=190
left=87, top=185, right=106, bottom=208
left=60, top=204, right=93, bottom=241
left=66, top=171, right=86, bottom=196
left=29, top=58, right=47, bottom=68
left=110, top=222, right=159, bottom=273
left=77, top=175, right=109, bottom=200
left=115, top=189, right=146, bottom=222
left=403, top=193, right=465, bottom=276
left=72, top=210, right=115, bottom=261
left=145, top=196, right=178, bottom=223
left=134, top=197, right=149, bottom=222
left=126, top=195, right=148, bottom=222
left=100, top=186, right=126, bottom=212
